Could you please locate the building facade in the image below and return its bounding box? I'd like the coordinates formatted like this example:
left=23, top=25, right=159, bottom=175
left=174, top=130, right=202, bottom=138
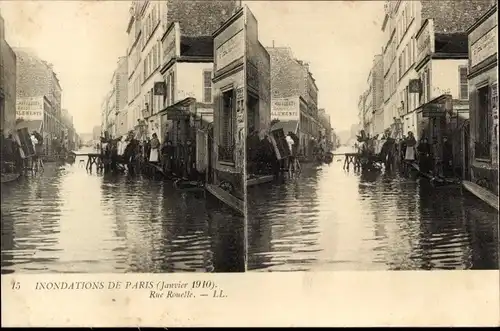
left=125, top=0, right=241, bottom=140
left=110, top=56, right=128, bottom=137
left=14, top=48, right=63, bottom=154
left=318, top=108, right=333, bottom=151
left=0, top=9, right=16, bottom=135
left=61, top=108, right=77, bottom=151
left=209, top=5, right=269, bottom=205
left=92, top=125, right=101, bottom=142
left=371, top=55, right=384, bottom=135
left=467, top=5, right=498, bottom=196
left=267, top=47, right=321, bottom=158
left=381, top=0, right=492, bottom=141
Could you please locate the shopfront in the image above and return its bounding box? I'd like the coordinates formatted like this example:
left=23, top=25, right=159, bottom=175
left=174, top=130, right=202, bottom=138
left=467, top=6, right=498, bottom=195
left=210, top=5, right=270, bottom=202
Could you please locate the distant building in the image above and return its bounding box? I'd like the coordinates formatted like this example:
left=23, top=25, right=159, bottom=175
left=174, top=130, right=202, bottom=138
left=267, top=47, right=320, bottom=158
left=14, top=48, right=63, bottom=153
left=92, top=125, right=101, bottom=141
left=109, top=56, right=128, bottom=137
left=0, top=10, right=17, bottom=135
left=318, top=108, right=333, bottom=150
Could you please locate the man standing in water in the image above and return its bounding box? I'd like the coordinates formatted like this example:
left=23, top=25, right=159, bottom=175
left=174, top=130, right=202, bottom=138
left=285, top=131, right=295, bottom=176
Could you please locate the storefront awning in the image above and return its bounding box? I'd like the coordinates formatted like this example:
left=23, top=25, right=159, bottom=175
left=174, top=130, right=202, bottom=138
left=15, top=120, right=43, bottom=133
left=271, top=120, right=299, bottom=135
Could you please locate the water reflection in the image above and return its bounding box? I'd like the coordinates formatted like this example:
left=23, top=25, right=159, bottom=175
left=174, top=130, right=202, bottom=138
left=247, top=161, right=498, bottom=271
left=1, top=156, right=245, bottom=273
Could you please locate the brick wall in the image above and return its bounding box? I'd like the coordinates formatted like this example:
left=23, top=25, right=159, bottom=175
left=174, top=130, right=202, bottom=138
left=167, top=0, right=241, bottom=37
left=14, top=49, right=62, bottom=133
left=267, top=47, right=307, bottom=100
left=421, top=0, right=495, bottom=33
left=14, top=49, right=52, bottom=99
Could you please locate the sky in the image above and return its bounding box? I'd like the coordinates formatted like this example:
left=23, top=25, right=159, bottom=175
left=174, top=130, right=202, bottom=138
left=1, top=0, right=385, bottom=134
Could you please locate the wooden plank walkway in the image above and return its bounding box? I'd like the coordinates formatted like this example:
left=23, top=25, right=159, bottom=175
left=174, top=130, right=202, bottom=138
left=462, top=180, right=499, bottom=211
left=1, top=173, right=20, bottom=184
left=247, top=175, right=274, bottom=187
left=205, top=183, right=244, bottom=215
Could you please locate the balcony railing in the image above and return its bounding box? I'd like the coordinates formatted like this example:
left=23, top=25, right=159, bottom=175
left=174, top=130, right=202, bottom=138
left=474, top=141, right=491, bottom=160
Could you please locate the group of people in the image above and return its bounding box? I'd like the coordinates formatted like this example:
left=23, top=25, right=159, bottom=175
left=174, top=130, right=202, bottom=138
left=360, top=129, right=454, bottom=178
left=246, top=128, right=306, bottom=178
left=0, top=129, right=46, bottom=174
left=99, top=130, right=198, bottom=180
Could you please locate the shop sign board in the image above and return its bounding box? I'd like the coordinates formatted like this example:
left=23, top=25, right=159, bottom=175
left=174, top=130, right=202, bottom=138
left=271, top=97, right=300, bottom=120
left=471, top=26, right=497, bottom=68
left=16, top=97, right=44, bottom=121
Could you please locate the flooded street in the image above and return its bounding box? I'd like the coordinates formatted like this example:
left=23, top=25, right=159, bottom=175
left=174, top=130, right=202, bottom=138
left=1, top=152, right=245, bottom=274
left=247, top=149, right=499, bottom=272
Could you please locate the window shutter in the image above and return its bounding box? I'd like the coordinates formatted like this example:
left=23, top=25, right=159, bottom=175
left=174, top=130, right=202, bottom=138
left=459, top=67, right=468, bottom=100
left=203, top=71, right=212, bottom=103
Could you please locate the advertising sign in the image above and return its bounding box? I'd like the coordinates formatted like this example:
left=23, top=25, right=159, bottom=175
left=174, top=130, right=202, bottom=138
left=409, top=79, right=422, bottom=94
left=471, top=27, right=497, bottom=67
left=271, top=97, right=300, bottom=120
left=162, top=22, right=180, bottom=66
left=422, top=102, right=446, bottom=118
left=216, top=30, right=245, bottom=71
left=16, top=97, right=44, bottom=121
left=416, top=20, right=435, bottom=65
left=154, top=82, right=166, bottom=96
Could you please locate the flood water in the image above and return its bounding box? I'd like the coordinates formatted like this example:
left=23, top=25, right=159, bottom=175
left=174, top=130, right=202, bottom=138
left=247, top=148, right=499, bottom=271
left=1, top=151, right=245, bottom=273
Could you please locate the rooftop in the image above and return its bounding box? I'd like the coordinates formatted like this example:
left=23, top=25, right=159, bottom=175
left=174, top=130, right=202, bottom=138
left=180, top=35, right=213, bottom=58
left=434, top=32, right=468, bottom=54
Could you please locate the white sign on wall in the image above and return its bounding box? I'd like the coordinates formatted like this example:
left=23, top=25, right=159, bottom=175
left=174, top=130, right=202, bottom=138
left=216, top=30, right=244, bottom=71
left=416, top=20, right=435, bottom=65
left=16, top=97, right=44, bottom=121
left=271, top=97, right=300, bottom=121
left=471, top=27, right=497, bottom=67
left=163, top=23, right=180, bottom=66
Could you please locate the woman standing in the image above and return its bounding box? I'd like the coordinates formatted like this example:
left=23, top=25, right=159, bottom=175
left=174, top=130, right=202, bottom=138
left=404, top=131, right=417, bottom=172
left=417, top=137, right=432, bottom=174
left=149, top=133, right=160, bottom=164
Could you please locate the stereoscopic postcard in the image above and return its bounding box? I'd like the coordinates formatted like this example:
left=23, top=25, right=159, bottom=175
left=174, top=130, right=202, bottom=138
left=1, top=0, right=498, bottom=327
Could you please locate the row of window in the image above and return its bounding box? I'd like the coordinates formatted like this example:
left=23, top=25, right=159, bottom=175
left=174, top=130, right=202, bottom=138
left=143, top=2, right=161, bottom=42
left=384, top=71, right=397, bottom=102
left=396, top=1, right=415, bottom=45
left=143, top=41, right=162, bottom=81
left=398, top=37, right=416, bottom=80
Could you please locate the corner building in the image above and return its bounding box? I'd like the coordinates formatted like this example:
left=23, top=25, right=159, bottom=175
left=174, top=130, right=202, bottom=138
left=125, top=0, right=241, bottom=139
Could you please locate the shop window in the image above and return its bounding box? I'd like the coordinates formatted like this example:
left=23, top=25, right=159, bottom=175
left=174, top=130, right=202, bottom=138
left=219, top=89, right=234, bottom=163
left=475, top=85, right=491, bottom=159
left=459, top=66, right=468, bottom=100
left=203, top=70, right=212, bottom=103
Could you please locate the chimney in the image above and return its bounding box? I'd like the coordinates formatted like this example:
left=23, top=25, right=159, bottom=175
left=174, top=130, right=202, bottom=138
left=272, top=40, right=275, bottom=48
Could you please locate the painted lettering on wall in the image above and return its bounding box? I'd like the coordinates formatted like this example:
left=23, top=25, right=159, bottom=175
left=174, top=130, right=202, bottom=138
left=16, top=97, right=44, bottom=121
left=163, top=23, right=179, bottom=65
left=471, top=27, right=497, bottom=67
left=271, top=97, right=300, bottom=121
left=416, top=22, right=434, bottom=62
left=216, top=30, right=244, bottom=71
